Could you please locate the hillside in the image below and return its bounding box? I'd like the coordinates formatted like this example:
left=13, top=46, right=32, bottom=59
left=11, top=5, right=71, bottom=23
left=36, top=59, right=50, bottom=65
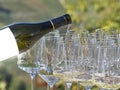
left=0, top=0, right=66, bottom=27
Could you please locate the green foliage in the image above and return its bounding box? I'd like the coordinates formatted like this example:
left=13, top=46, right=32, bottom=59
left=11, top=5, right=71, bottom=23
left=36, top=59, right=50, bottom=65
left=14, top=80, right=26, bottom=90
left=0, top=67, right=12, bottom=90
left=0, top=58, right=31, bottom=90
left=60, top=0, right=120, bottom=33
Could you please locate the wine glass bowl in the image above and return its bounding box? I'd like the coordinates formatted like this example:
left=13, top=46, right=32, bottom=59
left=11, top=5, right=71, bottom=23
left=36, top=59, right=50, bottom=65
left=92, top=29, right=120, bottom=89
left=17, top=48, right=39, bottom=90
left=36, top=32, right=61, bottom=89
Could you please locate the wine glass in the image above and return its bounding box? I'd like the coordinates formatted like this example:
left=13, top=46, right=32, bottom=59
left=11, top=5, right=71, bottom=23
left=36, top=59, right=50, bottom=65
left=93, top=31, right=120, bottom=90
left=53, top=31, right=82, bottom=90
left=69, top=32, right=94, bottom=90
left=53, top=38, right=74, bottom=90
left=17, top=47, right=39, bottom=90
left=36, top=32, right=60, bottom=90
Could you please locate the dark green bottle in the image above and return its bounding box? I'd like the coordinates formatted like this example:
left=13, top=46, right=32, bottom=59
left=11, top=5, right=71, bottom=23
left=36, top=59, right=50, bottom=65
left=1, top=14, right=72, bottom=52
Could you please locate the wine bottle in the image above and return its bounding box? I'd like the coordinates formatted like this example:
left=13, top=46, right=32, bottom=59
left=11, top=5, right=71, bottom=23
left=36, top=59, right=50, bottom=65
left=0, top=14, right=72, bottom=61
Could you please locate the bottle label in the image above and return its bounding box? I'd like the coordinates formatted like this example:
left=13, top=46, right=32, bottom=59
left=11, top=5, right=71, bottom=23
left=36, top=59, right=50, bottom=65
left=0, top=28, right=19, bottom=61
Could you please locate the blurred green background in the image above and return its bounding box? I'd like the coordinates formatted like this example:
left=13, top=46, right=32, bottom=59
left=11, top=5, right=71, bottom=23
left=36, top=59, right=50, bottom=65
left=1, top=0, right=120, bottom=33
left=0, top=0, right=120, bottom=90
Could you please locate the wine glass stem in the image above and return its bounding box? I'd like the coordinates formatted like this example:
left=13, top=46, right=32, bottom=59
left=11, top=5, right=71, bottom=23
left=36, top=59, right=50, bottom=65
left=66, top=83, right=71, bottom=90
left=49, top=87, right=53, bottom=90
left=47, top=84, right=53, bottom=90
left=31, top=79, right=34, bottom=90
left=47, top=84, right=49, bottom=90
left=66, top=85, right=70, bottom=90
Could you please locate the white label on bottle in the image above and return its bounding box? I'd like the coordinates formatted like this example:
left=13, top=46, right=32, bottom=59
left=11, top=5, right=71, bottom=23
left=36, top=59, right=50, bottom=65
left=0, top=28, right=19, bottom=61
